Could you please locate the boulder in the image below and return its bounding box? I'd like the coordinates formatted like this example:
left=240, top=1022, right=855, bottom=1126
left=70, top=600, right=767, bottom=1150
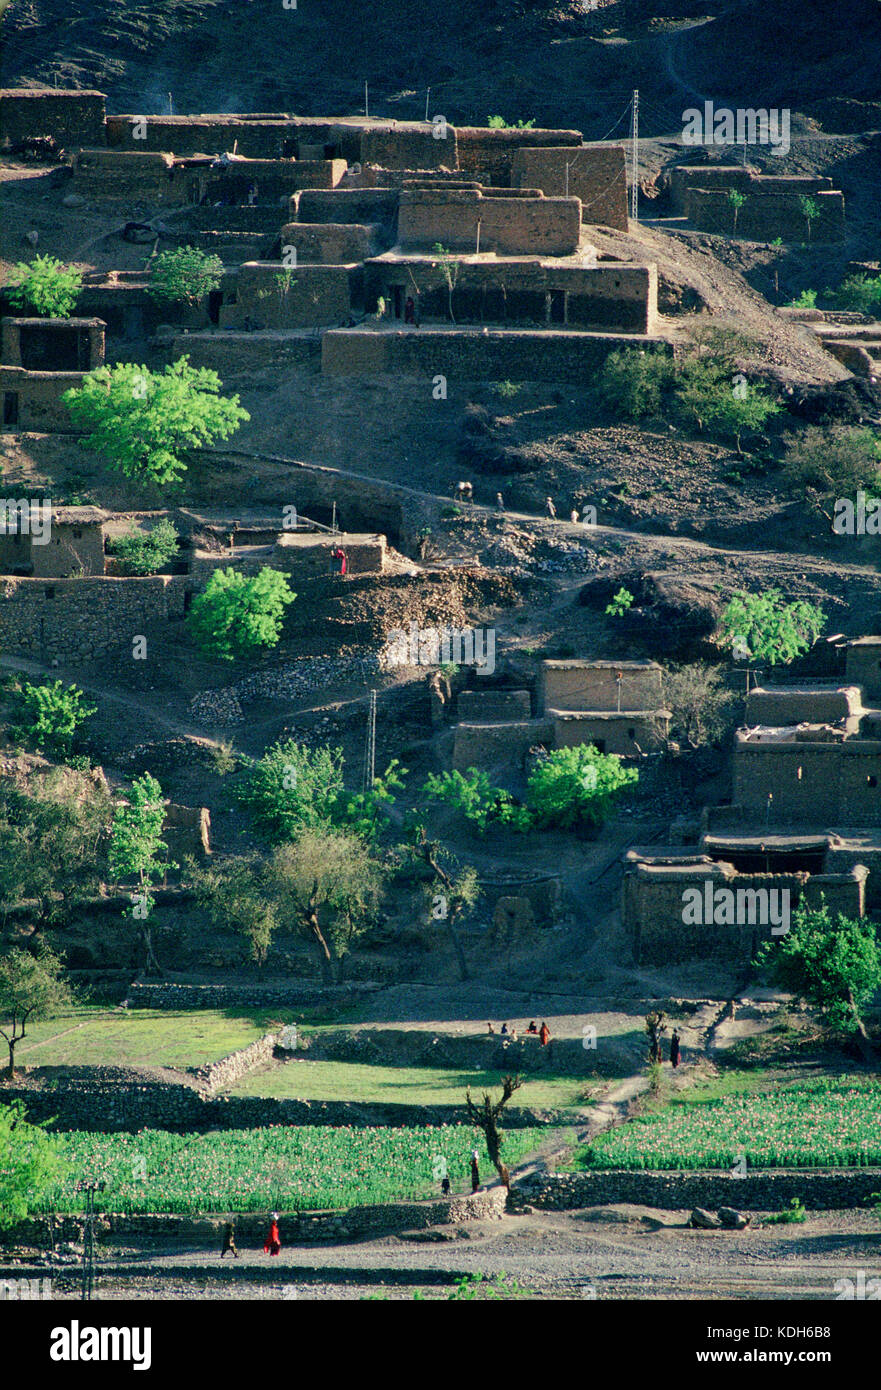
left=718, top=1207, right=750, bottom=1229
left=690, top=1207, right=722, bottom=1229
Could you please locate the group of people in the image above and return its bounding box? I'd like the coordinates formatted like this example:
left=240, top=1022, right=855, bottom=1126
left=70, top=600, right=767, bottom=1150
left=486, top=1019, right=551, bottom=1046
left=220, top=1213, right=282, bottom=1260
left=453, top=484, right=592, bottom=527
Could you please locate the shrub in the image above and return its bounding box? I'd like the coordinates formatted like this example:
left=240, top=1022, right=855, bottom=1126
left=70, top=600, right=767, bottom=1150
left=525, top=744, right=639, bottom=832
left=828, top=273, right=881, bottom=316
left=8, top=255, right=82, bottom=317
left=422, top=768, right=520, bottom=835
left=785, top=288, right=818, bottom=308
left=148, top=245, right=224, bottom=307
left=107, top=518, right=180, bottom=575
left=782, top=425, right=881, bottom=498
left=764, top=1197, right=807, bottom=1225
left=187, top=566, right=295, bottom=661
left=605, top=586, right=634, bottom=617
left=9, top=680, right=96, bottom=758
left=237, top=740, right=345, bottom=843
left=598, top=349, right=676, bottom=419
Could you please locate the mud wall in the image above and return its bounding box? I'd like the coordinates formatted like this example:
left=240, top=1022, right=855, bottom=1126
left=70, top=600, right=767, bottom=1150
left=511, top=145, right=629, bottom=230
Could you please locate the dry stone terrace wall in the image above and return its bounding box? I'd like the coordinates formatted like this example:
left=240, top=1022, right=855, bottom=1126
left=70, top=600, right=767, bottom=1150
left=667, top=164, right=834, bottom=214
left=512, top=1170, right=881, bottom=1212
left=5, top=1188, right=508, bottom=1249
left=686, top=187, right=845, bottom=242
left=0, top=575, right=187, bottom=663
left=322, top=328, right=670, bottom=383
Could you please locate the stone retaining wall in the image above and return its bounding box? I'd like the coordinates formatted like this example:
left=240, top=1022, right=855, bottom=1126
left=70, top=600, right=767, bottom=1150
left=191, top=1031, right=278, bottom=1094
left=512, top=1169, right=881, bottom=1212
left=4, top=1187, right=507, bottom=1250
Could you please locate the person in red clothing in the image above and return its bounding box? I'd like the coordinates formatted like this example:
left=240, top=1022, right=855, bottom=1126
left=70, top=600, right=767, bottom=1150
left=331, top=545, right=347, bottom=576
left=539, top=1021, right=551, bottom=1047
left=264, top=1212, right=281, bottom=1257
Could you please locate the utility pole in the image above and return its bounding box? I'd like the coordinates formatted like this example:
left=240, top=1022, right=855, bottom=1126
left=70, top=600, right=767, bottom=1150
left=168, top=92, right=173, bottom=116
left=364, top=82, right=369, bottom=119
left=425, top=88, right=430, bottom=122
left=630, top=89, right=639, bottom=222
left=362, top=689, right=377, bottom=793
left=331, top=500, right=337, bottom=533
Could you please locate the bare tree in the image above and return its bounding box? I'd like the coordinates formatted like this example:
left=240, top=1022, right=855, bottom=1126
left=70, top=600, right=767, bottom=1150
left=465, top=1074, right=523, bottom=1190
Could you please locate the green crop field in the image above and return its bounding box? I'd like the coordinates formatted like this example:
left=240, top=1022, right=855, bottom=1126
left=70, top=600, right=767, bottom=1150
left=228, top=1059, right=596, bottom=1110
left=41, top=1125, right=547, bottom=1214
left=574, top=1077, right=881, bottom=1170
left=14, top=1007, right=295, bottom=1069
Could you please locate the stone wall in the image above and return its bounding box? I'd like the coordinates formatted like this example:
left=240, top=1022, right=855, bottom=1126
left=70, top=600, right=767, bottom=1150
left=551, top=710, right=665, bottom=754
left=0, top=89, right=106, bottom=150
left=105, top=115, right=292, bottom=159
left=167, top=332, right=322, bottom=375
left=127, top=980, right=379, bottom=1009
left=0, top=575, right=186, bottom=663
left=745, top=685, right=862, bottom=727
left=512, top=1168, right=881, bottom=1212
left=397, top=188, right=581, bottom=256
left=846, top=639, right=881, bottom=702
left=685, top=186, right=845, bottom=242
left=453, top=718, right=554, bottom=772
left=162, top=803, right=211, bottom=861
left=191, top=1030, right=277, bottom=1093
left=294, top=188, right=399, bottom=232
left=70, top=149, right=197, bottom=206
left=321, top=328, right=670, bottom=383
left=511, top=145, right=629, bottom=230
left=457, top=689, right=532, bottom=721
left=4, top=1186, right=508, bottom=1250
left=361, top=124, right=457, bottom=171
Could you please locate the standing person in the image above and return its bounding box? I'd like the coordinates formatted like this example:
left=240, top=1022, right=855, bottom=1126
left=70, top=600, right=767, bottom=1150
left=545, top=497, right=556, bottom=520
left=670, top=1030, right=681, bottom=1069
left=331, top=545, right=347, bottom=576
left=500, top=1022, right=508, bottom=1035
left=496, top=491, right=505, bottom=511
left=220, top=1220, right=239, bottom=1259
left=404, top=296, right=416, bottom=325
left=570, top=508, right=579, bottom=524
left=441, top=1176, right=451, bottom=1196
left=264, top=1212, right=282, bottom=1257
left=526, top=1020, right=538, bottom=1035
left=471, top=1150, right=480, bottom=1193
left=486, top=1021, right=495, bottom=1035
left=539, top=1020, right=551, bottom=1047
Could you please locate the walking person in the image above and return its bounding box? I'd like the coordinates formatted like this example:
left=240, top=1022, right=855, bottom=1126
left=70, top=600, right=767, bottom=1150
left=331, top=544, right=347, bottom=576
left=670, top=1030, right=681, bottom=1069
left=220, top=1220, right=239, bottom=1259
left=545, top=497, right=556, bottom=520
left=496, top=491, right=505, bottom=511
left=264, top=1212, right=282, bottom=1257
left=539, top=1020, right=551, bottom=1047
left=471, top=1150, right=480, bottom=1193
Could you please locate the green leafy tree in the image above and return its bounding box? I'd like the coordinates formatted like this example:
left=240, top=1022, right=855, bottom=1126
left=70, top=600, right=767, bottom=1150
left=237, top=740, right=345, bottom=843
left=269, top=829, right=386, bottom=983
left=337, top=759, right=408, bottom=842
left=190, top=854, right=277, bottom=968
left=727, top=188, right=746, bottom=233
left=829, top=273, right=881, bottom=316
left=703, top=378, right=781, bottom=456
left=431, top=243, right=461, bottom=323
left=785, top=288, right=818, bottom=308
left=756, top=901, right=881, bottom=1047
left=9, top=679, right=96, bottom=759
left=0, top=946, right=73, bottom=1076
left=422, top=768, right=523, bottom=835
left=0, top=769, right=110, bottom=934
left=525, top=744, right=639, bottom=832
left=720, top=589, right=826, bottom=666
left=109, top=773, right=173, bottom=975
left=107, top=518, right=180, bottom=575
left=63, top=357, right=249, bottom=487
left=0, top=1100, right=65, bottom=1226
left=798, top=195, right=821, bottom=243
left=187, top=567, right=294, bottom=662
left=8, top=255, right=82, bottom=317
left=148, top=245, right=224, bottom=308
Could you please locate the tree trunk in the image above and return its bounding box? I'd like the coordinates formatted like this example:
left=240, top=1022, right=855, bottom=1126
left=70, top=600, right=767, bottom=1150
left=142, top=926, right=163, bottom=977
left=6, top=1037, right=17, bottom=1078
left=305, top=909, right=334, bottom=985
left=447, top=918, right=469, bottom=982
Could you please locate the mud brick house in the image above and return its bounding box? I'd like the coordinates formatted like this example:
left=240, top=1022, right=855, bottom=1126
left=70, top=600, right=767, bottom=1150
left=510, top=145, right=629, bottom=231
left=452, top=658, right=669, bottom=773
left=0, top=316, right=105, bottom=433
left=0, top=88, right=106, bottom=152
left=623, top=658, right=881, bottom=962
left=0, top=505, right=108, bottom=578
